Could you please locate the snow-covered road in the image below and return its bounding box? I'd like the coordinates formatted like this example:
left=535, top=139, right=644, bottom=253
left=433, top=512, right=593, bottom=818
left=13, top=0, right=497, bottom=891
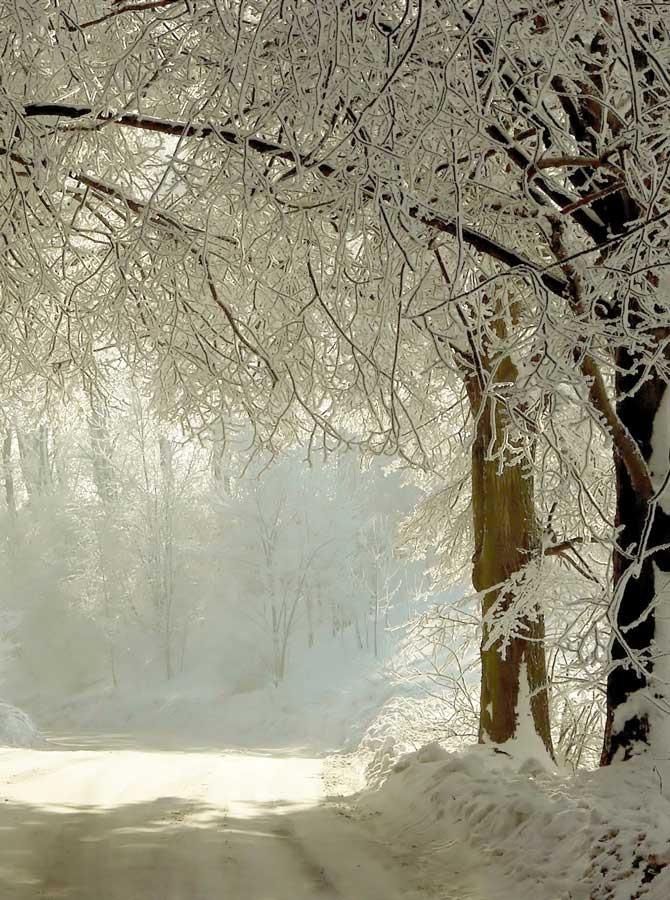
left=0, top=734, right=477, bottom=899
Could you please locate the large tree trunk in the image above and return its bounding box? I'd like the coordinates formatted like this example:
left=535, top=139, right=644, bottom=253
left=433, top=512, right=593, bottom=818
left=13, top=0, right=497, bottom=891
left=601, top=353, right=670, bottom=764
left=466, top=362, right=553, bottom=757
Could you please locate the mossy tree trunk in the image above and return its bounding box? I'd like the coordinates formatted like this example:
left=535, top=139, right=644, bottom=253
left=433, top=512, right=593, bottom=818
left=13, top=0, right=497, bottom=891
left=464, top=356, right=553, bottom=757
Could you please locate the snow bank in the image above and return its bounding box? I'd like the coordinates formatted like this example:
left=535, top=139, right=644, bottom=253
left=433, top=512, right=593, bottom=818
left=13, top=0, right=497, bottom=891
left=0, top=702, right=43, bottom=748
left=360, top=743, right=670, bottom=899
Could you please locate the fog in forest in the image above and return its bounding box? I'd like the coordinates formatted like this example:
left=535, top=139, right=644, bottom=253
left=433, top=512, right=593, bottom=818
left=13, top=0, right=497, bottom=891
left=2, top=2, right=670, bottom=898
left=0, top=394, right=447, bottom=748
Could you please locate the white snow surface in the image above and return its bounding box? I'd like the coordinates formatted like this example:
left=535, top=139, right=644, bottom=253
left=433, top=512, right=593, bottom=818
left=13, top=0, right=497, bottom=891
left=359, top=741, right=670, bottom=899
left=0, top=736, right=472, bottom=899
left=0, top=702, right=42, bottom=748
left=5, top=638, right=670, bottom=899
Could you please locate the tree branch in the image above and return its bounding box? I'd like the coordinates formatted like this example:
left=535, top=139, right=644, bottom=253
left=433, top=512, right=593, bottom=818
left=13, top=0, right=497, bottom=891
left=20, top=104, right=573, bottom=302
left=79, top=0, right=183, bottom=30
left=22, top=105, right=339, bottom=178
left=544, top=537, right=583, bottom=556
left=548, top=220, right=653, bottom=501
left=580, top=353, right=652, bottom=500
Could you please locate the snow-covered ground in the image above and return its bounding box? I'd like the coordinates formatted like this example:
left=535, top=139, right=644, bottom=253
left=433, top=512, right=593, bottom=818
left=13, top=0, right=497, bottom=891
left=355, top=742, right=670, bottom=900
left=4, top=642, right=669, bottom=899
left=0, top=735, right=484, bottom=900
left=5, top=720, right=667, bottom=899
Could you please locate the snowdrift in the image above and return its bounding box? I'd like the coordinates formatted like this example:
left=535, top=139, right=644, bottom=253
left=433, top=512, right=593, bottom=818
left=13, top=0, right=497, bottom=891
left=0, top=702, right=43, bottom=748
left=360, top=743, right=670, bottom=900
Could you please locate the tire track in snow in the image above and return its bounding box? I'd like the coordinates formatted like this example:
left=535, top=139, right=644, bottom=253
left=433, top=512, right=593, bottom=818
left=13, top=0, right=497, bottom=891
left=272, top=820, right=342, bottom=896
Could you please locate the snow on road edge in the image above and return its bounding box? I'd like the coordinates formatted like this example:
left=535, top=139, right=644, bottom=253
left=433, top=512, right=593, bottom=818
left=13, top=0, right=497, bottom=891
left=354, top=742, right=670, bottom=900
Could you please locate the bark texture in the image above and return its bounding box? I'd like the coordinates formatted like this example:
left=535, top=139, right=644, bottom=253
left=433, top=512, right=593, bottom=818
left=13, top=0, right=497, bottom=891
left=465, top=358, right=553, bottom=757
left=601, top=351, right=670, bottom=763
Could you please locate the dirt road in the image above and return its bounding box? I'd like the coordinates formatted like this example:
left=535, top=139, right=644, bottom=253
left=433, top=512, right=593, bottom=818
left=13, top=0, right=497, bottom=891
left=0, top=733, right=479, bottom=899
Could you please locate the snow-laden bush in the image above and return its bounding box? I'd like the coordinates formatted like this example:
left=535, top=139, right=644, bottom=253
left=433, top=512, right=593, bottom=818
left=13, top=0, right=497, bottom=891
left=0, top=702, right=42, bottom=748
